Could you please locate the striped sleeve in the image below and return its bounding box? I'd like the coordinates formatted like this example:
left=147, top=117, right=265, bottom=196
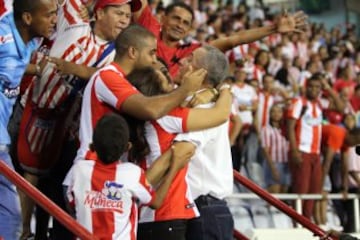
left=156, top=107, right=190, bottom=133
left=95, top=70, right=139, bottom=110
left=60, top=0, right=88, bottom=27
left=287, top=98, right=303, bottom=120
left=134, top=169, right=155, bottom=206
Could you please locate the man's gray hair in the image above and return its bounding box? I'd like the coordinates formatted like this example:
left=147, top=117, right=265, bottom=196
left=195, top=45, right=229, bottom=86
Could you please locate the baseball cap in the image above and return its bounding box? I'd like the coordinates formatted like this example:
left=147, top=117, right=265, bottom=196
left=94, top=0, right=142, bottom=12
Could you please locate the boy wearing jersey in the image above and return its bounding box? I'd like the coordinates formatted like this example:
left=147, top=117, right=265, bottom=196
left=0, top=0, right=57, bottom=239
left=66, top=114, right=183, bottom=240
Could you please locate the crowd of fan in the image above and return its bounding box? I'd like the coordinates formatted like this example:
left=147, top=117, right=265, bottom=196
left=1, top=0, right=360, bottom=239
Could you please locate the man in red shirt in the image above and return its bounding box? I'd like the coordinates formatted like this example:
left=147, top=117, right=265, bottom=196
left=133, top=0, right=307, bottom=77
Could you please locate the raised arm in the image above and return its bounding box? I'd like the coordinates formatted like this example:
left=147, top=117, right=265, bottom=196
left=322, top=78, right=345, bottom=113
left=121, top=68, right=207, bottom=120
left=132, top=0, right=149, bottom=21
left=210, top=11, right=307, bottom=52
left=186, top=87, right=232, bottom=131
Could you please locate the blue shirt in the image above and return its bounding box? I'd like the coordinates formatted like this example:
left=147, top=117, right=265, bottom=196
left=0, top=12, right=40, bottom=145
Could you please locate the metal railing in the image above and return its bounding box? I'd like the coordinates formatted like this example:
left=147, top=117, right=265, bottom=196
left=0, top=160, right=96, bottom=240
left=232, top=170, right=337, bottom=240
left=228, top=192, right=360, bottom=232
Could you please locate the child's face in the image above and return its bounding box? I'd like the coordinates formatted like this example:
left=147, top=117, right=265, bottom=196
left=270, top=106, right=283, bottom=122
left=344, top=115, right=356, bottom=130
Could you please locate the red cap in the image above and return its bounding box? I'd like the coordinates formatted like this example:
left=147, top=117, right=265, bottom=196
left=94, top=0, right=142, bottom=12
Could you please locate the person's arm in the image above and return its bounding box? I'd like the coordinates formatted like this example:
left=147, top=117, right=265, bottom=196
left=121, top=68, right=207, bottom=120
left=25, top=63, right=40, bottom=76
left=321, top=147, right=335, bottom=190
left=229, top=114, right=242, bottom=147
left=287, top=118, right=302, bottom=165
left=48, top=57, right=98, bottom=79
left=209, top=11, right=307, bottom=52
left=145, top=142, right=195, bottom=186
left=149, top=142, right=196, bottom=209
left=133, top=0, right=150, bottom=21
left=322, top=78, right=345, bottom=113
left=186, top=87, right=232, bottom=131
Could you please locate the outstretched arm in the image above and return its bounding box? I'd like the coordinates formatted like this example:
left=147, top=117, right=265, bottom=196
left=210, top=11, right=307, bottom=52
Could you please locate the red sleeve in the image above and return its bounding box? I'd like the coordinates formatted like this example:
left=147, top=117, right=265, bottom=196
left=97, top=70, right=139, bottom=110
left=137, top=6, right=161, bottom=39
left=138, top=169, right=156, bottom=206
left=167, top=107, right=190, bottom=132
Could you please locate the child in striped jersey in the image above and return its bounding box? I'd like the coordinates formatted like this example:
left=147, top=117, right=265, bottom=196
left=260, top=104, right=290, bottom=193
left=65, top=113, right=185, bottom=240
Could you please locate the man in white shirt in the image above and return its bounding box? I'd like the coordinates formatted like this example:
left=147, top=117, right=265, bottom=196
left=174, top=45, right=234, bottom=240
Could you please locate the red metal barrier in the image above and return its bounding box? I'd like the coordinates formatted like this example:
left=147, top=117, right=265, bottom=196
left=0, top=160, right=96, bottom=240
left=234, top=229, right=250, bottom=240
left=233, top=170, right=337, bottom=240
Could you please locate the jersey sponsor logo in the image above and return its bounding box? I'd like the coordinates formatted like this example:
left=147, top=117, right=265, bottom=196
left=0, top=75, right=19, bottom=99
left=84, top=181, right=125, bottom=213
left=0, top=34, right=13, bottom=44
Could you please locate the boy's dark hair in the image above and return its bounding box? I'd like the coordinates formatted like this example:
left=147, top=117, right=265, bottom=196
left=165, top=2, right=194, bottom=22
left=92, top=114, right=129, bottom=164
left=308, top=72, right=323, bottom=83
left=115, top=24, right=155, bottom=59
left=13, top=0, right=43, bottom=20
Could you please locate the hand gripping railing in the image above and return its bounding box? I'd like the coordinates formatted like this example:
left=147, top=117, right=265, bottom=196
left=232, top=170, right=337, bottom=240
left=0, top=160, right=96, bottom=240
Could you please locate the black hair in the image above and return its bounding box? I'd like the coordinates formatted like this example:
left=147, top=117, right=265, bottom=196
left=92, top=114, right=129, bottom=164
left=13, top=0, right=42, bottom=20
left=157, top=57, right=168, bottom=69
left=128, top=67, right=166, bottom=96
left=165, top=2, right=194, bottom=22
left=115, top=24, right=156, bottom=59
left=125, top=67, right=167, bottom=162
left=307, top=72, right=323, bottom=85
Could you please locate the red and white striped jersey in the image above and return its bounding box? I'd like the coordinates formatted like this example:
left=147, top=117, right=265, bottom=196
left=66, top=152, right=154, bottom=240
left=287, top=97, right=322, bottom=154
left=75, top=63, right=139, bottom=162
left=226, top=44, right=249, bottom=63
left=257, top=92, right=275, bottom=129
left=0, top=0, right=12, bottom=20
left=139, top=107, right=200, bottom=223
left=249, top=64, right=266, bottom=86
left=31, top=0, right=115, bottom=109
left=260, top=125, right=289, bottom=163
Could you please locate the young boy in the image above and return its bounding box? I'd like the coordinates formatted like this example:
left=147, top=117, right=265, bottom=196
left=64, top=113, right=182, bottom=239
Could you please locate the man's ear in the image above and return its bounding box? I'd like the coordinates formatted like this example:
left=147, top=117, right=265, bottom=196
left=95, top=8, right=105, bottom=20
left=126, top=142, right=132, bottom=151
left=22, top=12, right=32, bottom=26
left=128, top=46, right=138, bottom=60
